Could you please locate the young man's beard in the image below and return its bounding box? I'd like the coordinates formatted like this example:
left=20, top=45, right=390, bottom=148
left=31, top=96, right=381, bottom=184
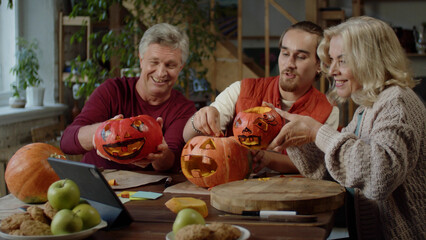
left=279, top=76, right=298, bottom=92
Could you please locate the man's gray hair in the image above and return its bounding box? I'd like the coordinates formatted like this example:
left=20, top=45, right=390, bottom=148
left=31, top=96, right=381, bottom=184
left=139, top=23, right=189, bottom=64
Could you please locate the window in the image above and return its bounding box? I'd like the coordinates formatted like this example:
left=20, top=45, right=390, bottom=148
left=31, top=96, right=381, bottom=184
left=0, top=2, right=17, bottom=106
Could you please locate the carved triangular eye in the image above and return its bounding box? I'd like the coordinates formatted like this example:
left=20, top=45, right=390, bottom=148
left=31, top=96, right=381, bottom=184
left=101, top=123, right=112, bottom=141
left=234, top=118, right=242, bottom=127
left=200, top=138, right=216, bottom=150
left=184, top=139, right=198, bottom=150
left=132, top=120, right=147, bottom=132
left=124, top=132, right=131, bottom=138
left=263, top=112, right=278, bottom=126
left=253, top=118, right=268, bottom=132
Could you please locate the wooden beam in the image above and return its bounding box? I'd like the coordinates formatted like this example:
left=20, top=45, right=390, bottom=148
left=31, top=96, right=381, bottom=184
left=265, top=0, right=270, bottom=77
left=238, top=0, right=243, bottom=80
left=349, top=99, right=355, bottom=122
left=62, top=16, right=90, bottom=26
left=210, top=0, right=217, bottom=100
left=305, top=0, right=318, bottom=23
left=352, top=0, right=363, bottom=17
left=109, top=3, right=121, bottom=77
left=58, top=12, right=64, bottom=104
left=270, top=0, right=297, bottom=24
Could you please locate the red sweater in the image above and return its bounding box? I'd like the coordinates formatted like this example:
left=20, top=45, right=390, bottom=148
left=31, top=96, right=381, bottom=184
left=60, top=77, right=196, bottom=170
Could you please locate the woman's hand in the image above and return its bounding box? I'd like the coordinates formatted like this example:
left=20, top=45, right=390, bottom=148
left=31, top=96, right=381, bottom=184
left=268, top=110, right=322, bottom=152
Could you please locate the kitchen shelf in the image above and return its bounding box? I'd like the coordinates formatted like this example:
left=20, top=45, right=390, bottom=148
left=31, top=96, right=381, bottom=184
left=58, top=12, right=91, bottom=103
left=62, top=72, right=88, bottom=83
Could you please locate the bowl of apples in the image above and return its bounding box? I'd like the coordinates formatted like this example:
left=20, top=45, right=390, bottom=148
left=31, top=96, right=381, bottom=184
left=0, top=179, right=107, bottom=240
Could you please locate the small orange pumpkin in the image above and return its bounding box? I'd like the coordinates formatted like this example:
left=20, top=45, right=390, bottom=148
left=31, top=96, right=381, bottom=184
left=5, top=143, right=66, bottom=203
left=93, top=115, right=163, bottom=164
left=233, top=106, right=283, bottom=150
left=181, top=136, right=252, bottom=188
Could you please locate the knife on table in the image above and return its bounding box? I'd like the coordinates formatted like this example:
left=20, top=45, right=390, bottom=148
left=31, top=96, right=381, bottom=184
left=219, top=211, right=317, bottom=223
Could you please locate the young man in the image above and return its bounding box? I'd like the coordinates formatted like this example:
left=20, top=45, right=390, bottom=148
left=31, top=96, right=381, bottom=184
left=61, top=23, right=196, bottom=172
left=183, top=21, right=339, bottom=173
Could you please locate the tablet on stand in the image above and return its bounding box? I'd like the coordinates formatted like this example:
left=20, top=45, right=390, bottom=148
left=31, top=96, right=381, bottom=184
left=47, top=157, right=133, bottom=230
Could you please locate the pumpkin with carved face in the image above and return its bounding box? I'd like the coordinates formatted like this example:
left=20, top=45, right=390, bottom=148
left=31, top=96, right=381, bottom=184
left=233, top=106, right=283, bottom=150
left=94, top=115, right=163, bottom=164
left=181, top=136, right=252, bottom=188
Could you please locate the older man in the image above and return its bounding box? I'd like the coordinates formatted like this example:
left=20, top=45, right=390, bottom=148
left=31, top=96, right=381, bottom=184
left=61, top=23, right=196, bottom=172
left=183, top=21, right=339, bottom=173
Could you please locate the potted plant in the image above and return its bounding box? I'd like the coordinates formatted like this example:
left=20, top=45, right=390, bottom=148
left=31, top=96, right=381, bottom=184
left=10, top=37, right=44, bottom=107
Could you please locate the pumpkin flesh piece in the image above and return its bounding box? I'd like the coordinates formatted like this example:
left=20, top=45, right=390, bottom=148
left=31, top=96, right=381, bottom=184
left=244, top=106, right=272, bottom=114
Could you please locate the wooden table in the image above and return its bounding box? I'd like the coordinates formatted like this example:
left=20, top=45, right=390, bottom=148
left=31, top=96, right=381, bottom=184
left=88, top=172, right=336, bottom=240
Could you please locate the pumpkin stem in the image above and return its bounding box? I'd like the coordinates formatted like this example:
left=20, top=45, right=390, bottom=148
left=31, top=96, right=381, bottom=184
left=50, top=153, right=66, bottom=160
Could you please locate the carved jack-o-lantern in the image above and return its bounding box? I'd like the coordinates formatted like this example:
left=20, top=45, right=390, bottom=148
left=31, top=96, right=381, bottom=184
left=181, top=136, right=252, bottom=188
left=94, top=115, right=163, bottom=164
left=233, top=106, right=283, bottom=150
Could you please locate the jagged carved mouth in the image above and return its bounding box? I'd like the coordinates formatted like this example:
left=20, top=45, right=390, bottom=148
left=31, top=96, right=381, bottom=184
left=181, top=155, right=218, bottom=178
left=102, top=138, right=145, bottom=160
left=238, top=135, right=260, bottom=147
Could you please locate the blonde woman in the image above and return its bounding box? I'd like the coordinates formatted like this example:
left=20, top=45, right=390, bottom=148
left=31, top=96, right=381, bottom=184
left=268, top=16, right=425, bottom=239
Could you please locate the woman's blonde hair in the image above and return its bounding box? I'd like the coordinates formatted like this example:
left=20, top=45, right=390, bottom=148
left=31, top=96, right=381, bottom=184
left=317, top=16, right=415, bottom=106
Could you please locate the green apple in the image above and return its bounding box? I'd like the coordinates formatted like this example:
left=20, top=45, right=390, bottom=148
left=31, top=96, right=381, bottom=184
left=51, top=209, right=83, bottom=235
left=48, top=179, right=81, bottom=210
left=172, top=208, right=205, bottom=234
left=78, top=198, right=90, bottom=205
left=72, top=203, right=101, bottom=229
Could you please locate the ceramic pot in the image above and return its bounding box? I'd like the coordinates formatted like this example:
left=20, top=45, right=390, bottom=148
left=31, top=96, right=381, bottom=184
left=26, top=86, right=45, bottom=107
left=9, top=96, right=26, bottom=108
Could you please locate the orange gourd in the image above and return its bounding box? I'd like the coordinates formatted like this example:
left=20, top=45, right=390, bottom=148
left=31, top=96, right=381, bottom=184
left=181, top=136, right=252, bottom=188
left=5, top=143, right=66, bottom=203
left=93, top=115, right=163, bottom=164
left=233, top=106, right=283, bottom=150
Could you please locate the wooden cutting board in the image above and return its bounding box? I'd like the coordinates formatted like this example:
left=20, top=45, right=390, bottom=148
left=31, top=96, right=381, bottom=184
left=210, top=177, right=346, bottom=214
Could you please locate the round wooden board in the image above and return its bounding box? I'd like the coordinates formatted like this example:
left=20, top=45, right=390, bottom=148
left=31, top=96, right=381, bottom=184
left=210, top=177, right=346, bottom=214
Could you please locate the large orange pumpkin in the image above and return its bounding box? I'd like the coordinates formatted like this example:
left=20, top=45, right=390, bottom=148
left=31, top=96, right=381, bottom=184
left=93, top=115, right=163, bottom=164
left=181, top=136, right=252, bottom=188
left=233, top=106, right=283, bottom=150
left=5, top=143, right=66, bottom=203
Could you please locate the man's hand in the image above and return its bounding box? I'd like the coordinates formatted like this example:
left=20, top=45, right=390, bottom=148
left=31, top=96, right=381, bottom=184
left=250, top=149, right=299, bottom=174
left=268, top=110, right=322, bottom=152
left=193, top=106, right=223, bottom=137
left=132, top=138, right=174, bottom=171
left=91, top=114, right=124, bottom=159
left=250, top=149, right=271, bottom=173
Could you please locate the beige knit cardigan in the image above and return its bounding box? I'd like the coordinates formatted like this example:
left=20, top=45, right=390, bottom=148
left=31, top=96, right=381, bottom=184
left=287, top=86, right=426, bottom=240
